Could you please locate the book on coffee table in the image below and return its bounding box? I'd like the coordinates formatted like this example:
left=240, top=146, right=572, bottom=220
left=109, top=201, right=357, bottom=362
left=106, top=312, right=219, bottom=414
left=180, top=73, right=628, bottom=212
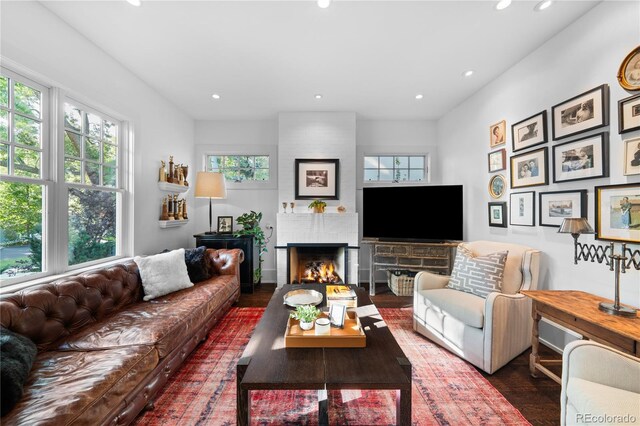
left=326, top=285, right=357, bottom=308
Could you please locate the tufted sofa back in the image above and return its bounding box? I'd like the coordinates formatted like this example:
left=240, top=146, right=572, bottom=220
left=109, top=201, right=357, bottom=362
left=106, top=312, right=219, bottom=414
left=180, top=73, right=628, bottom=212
left=0, top=261, right=142, bottom=351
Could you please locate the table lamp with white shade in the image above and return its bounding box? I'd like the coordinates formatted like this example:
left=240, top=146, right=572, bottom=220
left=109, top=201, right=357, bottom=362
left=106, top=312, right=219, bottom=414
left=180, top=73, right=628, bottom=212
left=194, top=171, right=227, bottom=234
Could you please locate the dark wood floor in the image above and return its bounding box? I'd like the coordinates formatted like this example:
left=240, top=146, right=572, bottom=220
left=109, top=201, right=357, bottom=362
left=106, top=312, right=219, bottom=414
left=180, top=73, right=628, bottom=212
left=238, top=282, right=562, bottom=426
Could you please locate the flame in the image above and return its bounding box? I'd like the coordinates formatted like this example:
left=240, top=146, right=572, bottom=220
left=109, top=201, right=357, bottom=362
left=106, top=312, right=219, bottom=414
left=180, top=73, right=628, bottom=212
left=301, top=261, right=341, bottom=284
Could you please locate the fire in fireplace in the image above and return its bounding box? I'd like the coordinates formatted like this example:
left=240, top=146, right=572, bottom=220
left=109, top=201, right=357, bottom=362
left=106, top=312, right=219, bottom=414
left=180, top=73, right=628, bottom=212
left=287, top=243, right=348, bottom=284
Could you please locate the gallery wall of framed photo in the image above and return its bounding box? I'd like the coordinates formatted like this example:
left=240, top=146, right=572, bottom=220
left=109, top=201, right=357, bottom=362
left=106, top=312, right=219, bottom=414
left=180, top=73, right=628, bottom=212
left=485, top=44, right=640, bottom=246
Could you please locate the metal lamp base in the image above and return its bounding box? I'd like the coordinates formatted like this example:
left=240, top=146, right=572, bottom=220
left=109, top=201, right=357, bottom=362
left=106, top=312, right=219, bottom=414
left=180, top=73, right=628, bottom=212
left=598, top=302, right=638, bottom=318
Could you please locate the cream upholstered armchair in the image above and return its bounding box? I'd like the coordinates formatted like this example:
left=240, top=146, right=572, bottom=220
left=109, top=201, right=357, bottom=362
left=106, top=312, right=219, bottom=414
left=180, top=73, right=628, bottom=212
left=561, top=340, right=640, bottom=426
left=413, top=240, right=540, bottom=374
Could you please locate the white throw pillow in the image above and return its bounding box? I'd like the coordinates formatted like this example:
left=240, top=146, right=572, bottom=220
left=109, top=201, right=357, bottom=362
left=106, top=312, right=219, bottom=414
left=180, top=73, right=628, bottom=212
left=134, top=248, right=193, bottom=301
left=447, top=245, right=508, bottom=298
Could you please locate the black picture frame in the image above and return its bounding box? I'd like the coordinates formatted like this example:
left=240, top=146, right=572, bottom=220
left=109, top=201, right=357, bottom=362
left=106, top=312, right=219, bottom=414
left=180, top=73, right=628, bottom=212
left=510, top=147, right=549, bottom=189
left=509, top=191, right=536, bottom=227
left=488, top=202, right=507, bottom=228
left=538, top=190, right=587, bottom=228
left=623, top=137, right=640, bottom=176
left=294, top=159, right=339, bottom=200
left=217, top=216, right=233, bottom=234
left=618, top=93, right=640, bottom=134
left=511, top=110, right=548, bottom=152
left=595, top=183, right=640, bottom=244
left=551, top=84, right=609, bottom=140
left=488, top=149, right=506, bottom=172
left=552, top=132, right=609, bottom=183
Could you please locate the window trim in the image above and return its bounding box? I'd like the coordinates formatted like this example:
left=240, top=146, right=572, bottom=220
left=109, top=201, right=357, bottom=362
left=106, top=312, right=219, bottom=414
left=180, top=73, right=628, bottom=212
left=196, top=144, right=278, bottom=190
left=0, top=63, right=133, bottom=291
left=357, top=146, right=431, bottom=190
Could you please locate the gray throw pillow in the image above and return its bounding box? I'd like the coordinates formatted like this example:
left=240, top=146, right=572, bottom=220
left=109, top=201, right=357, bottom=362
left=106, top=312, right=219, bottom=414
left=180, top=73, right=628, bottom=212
left=1, top=327, right=37, bottom=415
left=447, top=245, right=508, bottom=298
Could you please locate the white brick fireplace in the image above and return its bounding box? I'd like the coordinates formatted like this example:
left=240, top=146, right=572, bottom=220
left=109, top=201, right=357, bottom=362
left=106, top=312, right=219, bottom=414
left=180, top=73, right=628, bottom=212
left=276, top=112, right=359, bottom=286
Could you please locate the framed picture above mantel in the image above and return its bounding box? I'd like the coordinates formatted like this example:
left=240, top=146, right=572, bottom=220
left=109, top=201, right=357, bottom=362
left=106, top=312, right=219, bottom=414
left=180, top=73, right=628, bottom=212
left=294, top=159, right=339, bottom=200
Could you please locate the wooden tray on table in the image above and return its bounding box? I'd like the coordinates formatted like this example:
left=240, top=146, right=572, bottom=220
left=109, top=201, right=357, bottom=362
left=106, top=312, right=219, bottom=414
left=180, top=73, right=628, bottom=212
left=284, top=312, right=366, bottom=348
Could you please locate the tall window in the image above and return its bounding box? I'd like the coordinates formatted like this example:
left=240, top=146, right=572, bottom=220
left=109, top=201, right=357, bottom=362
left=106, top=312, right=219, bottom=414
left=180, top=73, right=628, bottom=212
left=364, top=155, right=426, bottom=182
left=64, top=101, right=120, bottom=265
left=0, top=70, right=47, bottom=281
left=0, top=66, right=127, bottom=287
left=206, top=154, right=270, bottom=182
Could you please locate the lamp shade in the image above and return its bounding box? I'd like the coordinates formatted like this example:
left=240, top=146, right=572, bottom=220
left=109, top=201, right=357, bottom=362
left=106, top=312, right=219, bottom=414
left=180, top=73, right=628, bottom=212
left=558, top=218, right=595, bottom=235
left=194, top=172, right=227, bottom=199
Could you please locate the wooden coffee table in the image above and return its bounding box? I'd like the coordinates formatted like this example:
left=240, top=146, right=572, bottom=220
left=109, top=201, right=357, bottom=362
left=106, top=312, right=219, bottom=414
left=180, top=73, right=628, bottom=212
left=236, top=284, right=412, bottom=426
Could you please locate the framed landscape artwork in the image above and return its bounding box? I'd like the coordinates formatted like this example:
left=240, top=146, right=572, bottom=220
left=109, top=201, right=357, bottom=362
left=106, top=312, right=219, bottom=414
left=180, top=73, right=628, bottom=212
left=509, top=191, right=535, bottom=227
left=551, top=84, right=609, bottom=140
left=538, top=190, right=587, bottom=227
left=488, top=202, right=507, bottom=228
left=490, top=120, right=506, bottom=148
left=489, top=174, right=506, bottom=199
left=511, top=111, right=547, bottom=152
left=617, top=45, right=640, bottom=91
left=618, top=93, right=640, bottom=134
left=624, top=137, right=640, bottom=176
left=488, top=149, right=506, bottom=172
left=510, top=147, right=548, bottom=189
left=294, top=159, right=339, bottom=200
left=595, top=183, right=640, bottom=244
left=552, top=132, right=608, bottom=183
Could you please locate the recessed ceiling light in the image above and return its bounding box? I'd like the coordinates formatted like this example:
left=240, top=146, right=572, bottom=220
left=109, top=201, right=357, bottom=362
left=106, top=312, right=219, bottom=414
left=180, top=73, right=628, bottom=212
left=463, top=70, right=474, bottom=77
left=415, top=94, right=424, bottom=100
left=495, top=0, right=512, bottom=10
left=211, top=94, right=221, bottom=99
left=534, top=0, right=552, bottom=11
left=314, top=94, right=323, bottom=99
left=317, top=0, right=331, bottom=9
left=126, top=0, right=141, bottom=6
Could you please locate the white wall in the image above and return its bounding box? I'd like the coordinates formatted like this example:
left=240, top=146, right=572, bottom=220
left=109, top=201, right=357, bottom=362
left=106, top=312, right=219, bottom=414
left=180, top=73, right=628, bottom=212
left=437, top=1, right=640, bottom=349
left=194, top=119, right=279, bottom=282
left=356, top=119, right=439, bottom=280
left=1, top=1, right=195, bottom=256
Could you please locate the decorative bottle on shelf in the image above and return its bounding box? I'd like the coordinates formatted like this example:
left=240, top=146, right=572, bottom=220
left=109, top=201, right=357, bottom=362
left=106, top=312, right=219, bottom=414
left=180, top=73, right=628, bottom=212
left=160, top=198, right=169, bottom=220
left=159, top=160, right=167, bottom=182
left=183, top=199, right=188, bottom=219
left=178, top=166, right=185, bottom=186
left=177, top=199, right=184, bottom=220
left=172, top=194, right=178, bottom=219
left=167, top=195, right=174, bottom=220
left=168, top=156, right=174, bottom=183
left=182, top=164, right=189, bottom=186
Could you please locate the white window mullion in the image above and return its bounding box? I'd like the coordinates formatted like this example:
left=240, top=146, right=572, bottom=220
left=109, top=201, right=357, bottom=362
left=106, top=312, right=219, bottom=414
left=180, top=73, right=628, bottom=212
left=51, top=88, right=68, bottom=273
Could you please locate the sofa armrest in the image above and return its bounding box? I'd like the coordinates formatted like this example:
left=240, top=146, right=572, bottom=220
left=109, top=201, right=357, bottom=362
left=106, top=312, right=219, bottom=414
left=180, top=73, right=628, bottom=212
left=207, top=248, right=244, bottom=277
left=483, top=292, right=532, bottom=374
left=414, top=271, right=450, bottom=292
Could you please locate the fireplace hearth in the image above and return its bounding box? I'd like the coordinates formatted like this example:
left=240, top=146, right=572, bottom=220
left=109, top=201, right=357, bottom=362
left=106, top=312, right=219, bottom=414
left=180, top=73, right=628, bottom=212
left=287, top=243, right=348, bottom=284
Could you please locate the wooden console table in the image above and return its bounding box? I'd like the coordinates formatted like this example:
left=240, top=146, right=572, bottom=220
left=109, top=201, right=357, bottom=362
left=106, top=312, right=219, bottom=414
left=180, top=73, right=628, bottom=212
left=361, top=239, right=458, bottom=296
left=521, top=290, right=640, bottom=384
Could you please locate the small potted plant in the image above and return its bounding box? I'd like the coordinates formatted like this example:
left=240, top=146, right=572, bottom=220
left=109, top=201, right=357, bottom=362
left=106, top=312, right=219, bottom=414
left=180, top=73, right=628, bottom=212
left=290, top=305, right=322, bottom=330
left=308, top=200, right=327, bottom=213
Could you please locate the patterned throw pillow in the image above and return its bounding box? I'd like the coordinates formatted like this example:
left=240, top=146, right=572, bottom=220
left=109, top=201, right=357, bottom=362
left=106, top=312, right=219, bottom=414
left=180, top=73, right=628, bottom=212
left=447, top=245, right=508, bottom=298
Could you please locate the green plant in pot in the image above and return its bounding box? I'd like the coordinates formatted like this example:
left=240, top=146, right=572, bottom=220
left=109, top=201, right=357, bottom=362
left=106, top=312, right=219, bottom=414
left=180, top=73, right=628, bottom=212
left=234, top=210, right=267, bottom=283
left=290, top=305, right=322, bottom=330
left=308, top=200, right=327, bottom=213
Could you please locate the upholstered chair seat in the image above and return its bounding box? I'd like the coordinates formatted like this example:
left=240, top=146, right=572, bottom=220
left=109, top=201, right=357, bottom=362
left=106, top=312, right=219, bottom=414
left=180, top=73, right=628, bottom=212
left=413, top=240, right=541, bottom=374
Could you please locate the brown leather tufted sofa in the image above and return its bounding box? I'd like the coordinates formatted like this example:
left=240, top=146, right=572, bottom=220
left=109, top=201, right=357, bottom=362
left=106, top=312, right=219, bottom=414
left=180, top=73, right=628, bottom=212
left=0, top=248, right=243, bottom=425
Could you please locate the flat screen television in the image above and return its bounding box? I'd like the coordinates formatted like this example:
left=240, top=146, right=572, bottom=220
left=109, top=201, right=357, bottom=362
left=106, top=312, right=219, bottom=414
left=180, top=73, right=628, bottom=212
left=362, top=185, right=463, bottom=242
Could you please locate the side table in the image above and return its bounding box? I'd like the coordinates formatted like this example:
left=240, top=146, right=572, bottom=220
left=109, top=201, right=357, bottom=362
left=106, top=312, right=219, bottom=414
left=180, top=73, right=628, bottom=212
left=521, top=290, right=640, bottom=384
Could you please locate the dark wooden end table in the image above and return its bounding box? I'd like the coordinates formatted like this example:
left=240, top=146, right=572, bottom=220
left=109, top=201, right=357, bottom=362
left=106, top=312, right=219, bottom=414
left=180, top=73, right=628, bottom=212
left=236, top=284, right=412, bottom=426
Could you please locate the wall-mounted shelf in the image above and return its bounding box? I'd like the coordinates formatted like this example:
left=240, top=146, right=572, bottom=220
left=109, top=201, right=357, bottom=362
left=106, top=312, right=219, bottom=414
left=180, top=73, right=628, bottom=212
left=158, top=182, right=189, bottom=193
left=159, top=219, right=189, bottom=228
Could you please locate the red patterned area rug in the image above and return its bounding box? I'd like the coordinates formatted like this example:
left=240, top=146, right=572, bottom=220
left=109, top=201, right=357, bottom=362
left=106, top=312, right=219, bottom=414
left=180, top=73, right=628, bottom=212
left=134, top=307, right=530, bottom=426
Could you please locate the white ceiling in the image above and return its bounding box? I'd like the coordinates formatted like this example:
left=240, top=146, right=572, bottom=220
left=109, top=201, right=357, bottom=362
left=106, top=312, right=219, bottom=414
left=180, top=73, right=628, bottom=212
left=41, top=0, right=600, bottom=120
